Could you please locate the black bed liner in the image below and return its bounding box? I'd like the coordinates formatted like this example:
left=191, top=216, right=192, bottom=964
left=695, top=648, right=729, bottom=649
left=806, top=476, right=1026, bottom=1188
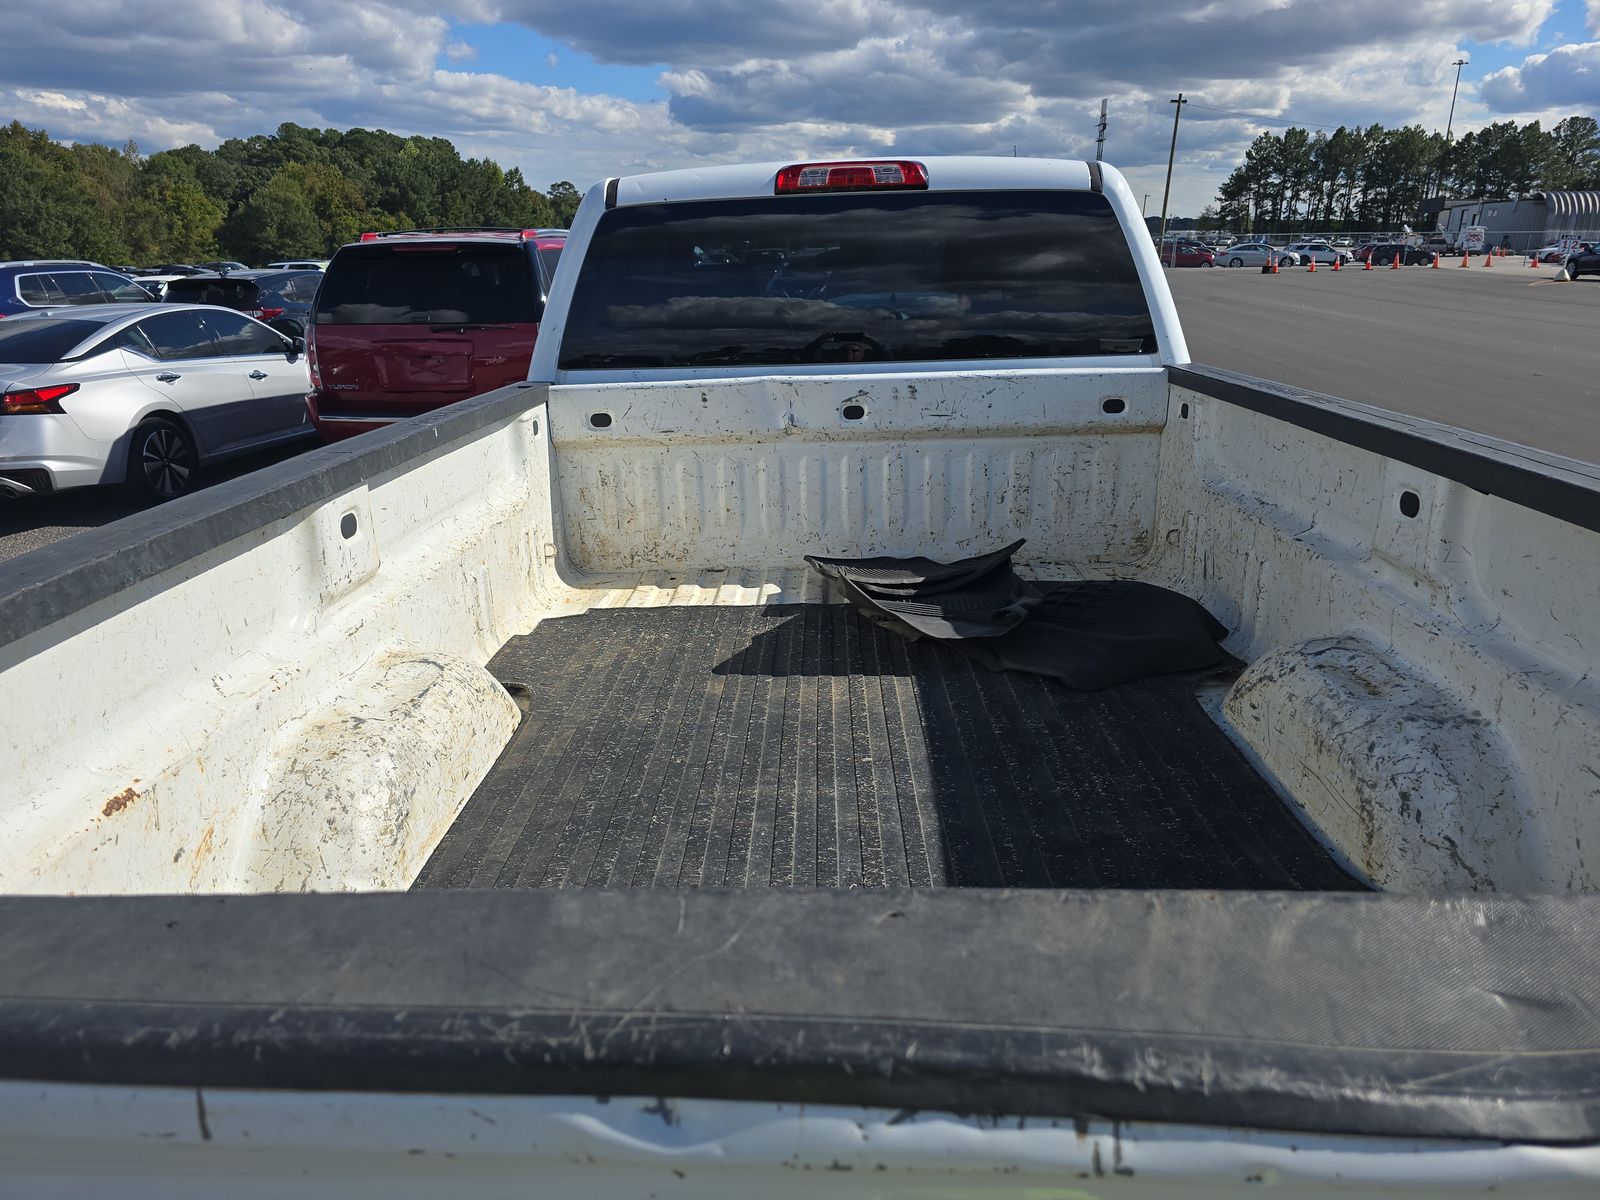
left=415, top=604, right=1359, bottom=891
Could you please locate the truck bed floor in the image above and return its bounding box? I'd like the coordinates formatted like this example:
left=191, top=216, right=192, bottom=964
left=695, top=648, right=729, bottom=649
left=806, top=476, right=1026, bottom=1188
left=414, top=604, right=1362, bottom=890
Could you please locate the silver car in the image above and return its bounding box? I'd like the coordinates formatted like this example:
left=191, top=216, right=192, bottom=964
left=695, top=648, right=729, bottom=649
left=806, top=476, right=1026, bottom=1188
left=0, top=304, right=314, bottom=501
left=1216, top=243, right=1300, bottom=268
left=1283, top=242, right=1351, bottom=265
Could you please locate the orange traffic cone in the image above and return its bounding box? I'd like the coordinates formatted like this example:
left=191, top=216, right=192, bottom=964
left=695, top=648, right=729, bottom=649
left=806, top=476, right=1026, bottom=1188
left=1362, top=254, right=1373, bottom=270
left=1431, top=252, right=1440, bottom=267
left=1332, top=256, right=1341, bottom=271
left=1529, top=253, right=1539, bottom=268
left=1391, top=253, right=1400, bottom=269
left=1307, top=257, right=1316, bottom=272
left=1271, top=255, right=1279, bottom=274
left=1483, top=250, right=1493, bottom=267
left=1459, top=252, right=1469, bottom=267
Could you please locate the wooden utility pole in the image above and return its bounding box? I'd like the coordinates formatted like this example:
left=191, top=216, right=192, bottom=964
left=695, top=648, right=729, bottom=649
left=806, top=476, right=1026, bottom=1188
left=1157, top=93, right=1188, bottom=260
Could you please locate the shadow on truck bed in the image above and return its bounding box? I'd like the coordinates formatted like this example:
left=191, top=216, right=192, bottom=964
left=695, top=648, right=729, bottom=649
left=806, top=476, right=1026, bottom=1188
left=415, top=603, right=1362, bottom=890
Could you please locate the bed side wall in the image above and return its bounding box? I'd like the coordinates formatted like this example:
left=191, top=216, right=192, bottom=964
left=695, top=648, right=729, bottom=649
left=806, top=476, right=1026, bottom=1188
left=1154, top=377, right=1600, bottom=890
left=0, top=405, right=559, bottom=895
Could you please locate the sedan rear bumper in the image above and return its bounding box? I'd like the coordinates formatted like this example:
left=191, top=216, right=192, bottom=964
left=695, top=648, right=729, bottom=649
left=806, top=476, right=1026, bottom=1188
left=0, top=415, right=115, bottom=492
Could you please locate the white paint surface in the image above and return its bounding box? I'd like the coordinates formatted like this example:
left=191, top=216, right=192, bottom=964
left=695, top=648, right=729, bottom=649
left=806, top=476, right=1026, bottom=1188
left=3, top=1084, right=1598, bottom=1198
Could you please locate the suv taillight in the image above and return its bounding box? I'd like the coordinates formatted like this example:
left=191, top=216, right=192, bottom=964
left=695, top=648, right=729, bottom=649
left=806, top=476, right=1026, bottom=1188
left=247, top=307, right=285, bottom=321
left=2, top=383, right=77, bottom=415
left=305, top=326, right=321, bottom=389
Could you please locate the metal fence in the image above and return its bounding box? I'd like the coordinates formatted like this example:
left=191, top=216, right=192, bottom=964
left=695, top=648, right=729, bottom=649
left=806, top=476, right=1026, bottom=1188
left=1163, top=229, right=1597, bottom=255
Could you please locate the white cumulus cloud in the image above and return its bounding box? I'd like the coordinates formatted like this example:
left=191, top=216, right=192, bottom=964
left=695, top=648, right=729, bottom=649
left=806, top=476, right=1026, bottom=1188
left=2, top=0, right=1595, bottom=213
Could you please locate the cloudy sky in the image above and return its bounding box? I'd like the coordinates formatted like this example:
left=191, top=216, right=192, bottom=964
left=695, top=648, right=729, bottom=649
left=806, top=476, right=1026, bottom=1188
left=5, top=0, right=1599, bottom=214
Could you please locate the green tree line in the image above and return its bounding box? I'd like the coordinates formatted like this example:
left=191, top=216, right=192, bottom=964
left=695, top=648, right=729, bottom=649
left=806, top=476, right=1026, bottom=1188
left=0, top=120, right=585, bottom=265
left=1213, top=116, right=1600, bottom=233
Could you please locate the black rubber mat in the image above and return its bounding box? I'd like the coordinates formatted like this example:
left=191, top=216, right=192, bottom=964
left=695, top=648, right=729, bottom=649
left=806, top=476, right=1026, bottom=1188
left=414, top=604, right=1363, bottom=890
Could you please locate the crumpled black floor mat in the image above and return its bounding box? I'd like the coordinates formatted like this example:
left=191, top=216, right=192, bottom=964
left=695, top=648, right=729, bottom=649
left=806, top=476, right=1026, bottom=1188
left=414, top=604, right=1363, bottom=892
left=806, top=542, right=1230, bottom=690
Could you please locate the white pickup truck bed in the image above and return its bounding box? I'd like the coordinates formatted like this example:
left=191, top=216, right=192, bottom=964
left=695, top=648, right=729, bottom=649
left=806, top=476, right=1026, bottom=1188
left=4, top=158, right=1600, bottom=1186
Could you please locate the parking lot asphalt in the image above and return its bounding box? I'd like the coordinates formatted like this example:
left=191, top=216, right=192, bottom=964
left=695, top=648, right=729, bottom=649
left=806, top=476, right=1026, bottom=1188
left=1166, top=261, right=1600, bottom=463
left=3, top=264, right=1597, bottom=567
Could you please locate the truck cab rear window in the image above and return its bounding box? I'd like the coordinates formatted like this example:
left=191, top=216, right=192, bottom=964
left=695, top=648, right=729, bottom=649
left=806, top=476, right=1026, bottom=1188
left=558, top=190, right=1157, bottom=370
left=315, top=248, right=538, bottom=326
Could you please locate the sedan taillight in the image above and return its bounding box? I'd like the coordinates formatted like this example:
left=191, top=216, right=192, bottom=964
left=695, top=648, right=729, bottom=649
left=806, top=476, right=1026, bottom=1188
left=247, top=307, right=285, bottom=321
left=2, top=383, right=78, bottom=415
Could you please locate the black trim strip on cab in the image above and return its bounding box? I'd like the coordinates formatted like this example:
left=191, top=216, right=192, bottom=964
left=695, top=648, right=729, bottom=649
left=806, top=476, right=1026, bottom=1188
left=1169, top=364, right=1600, bottom=537
left=1086, top=160, right=1103, bottom=193
left=604, top=177, right=619, bottom=209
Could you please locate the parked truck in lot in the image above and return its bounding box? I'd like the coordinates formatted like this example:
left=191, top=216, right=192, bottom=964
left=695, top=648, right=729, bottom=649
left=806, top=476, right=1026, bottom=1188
left=4, top=157, right=1600, bottom=1194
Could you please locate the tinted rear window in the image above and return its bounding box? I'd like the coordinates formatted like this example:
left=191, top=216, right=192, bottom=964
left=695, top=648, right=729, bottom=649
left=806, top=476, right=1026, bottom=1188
left=557, top=190, right=1157, bottom=371
left=0, top=318, right=102, bottom=363
left=316, top=247, right=537, bottom=325
left=166, top=279, right=259, bottom=306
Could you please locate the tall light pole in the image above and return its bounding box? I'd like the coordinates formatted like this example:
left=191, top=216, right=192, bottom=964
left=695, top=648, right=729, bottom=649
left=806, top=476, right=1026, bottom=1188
left=1444, top=58, right=1468, bottom=144
left=1434, top=57, right=1468, bottom=200
left=1157, top=94, right=1188, bottom=258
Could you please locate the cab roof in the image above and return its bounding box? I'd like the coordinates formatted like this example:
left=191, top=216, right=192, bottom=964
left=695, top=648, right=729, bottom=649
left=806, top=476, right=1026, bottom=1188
left=608, top=157, right=1098, bottom=207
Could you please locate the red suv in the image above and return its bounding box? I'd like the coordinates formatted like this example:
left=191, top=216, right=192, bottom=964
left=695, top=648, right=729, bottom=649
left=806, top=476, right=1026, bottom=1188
left=305, top=228, right=565, bottom=440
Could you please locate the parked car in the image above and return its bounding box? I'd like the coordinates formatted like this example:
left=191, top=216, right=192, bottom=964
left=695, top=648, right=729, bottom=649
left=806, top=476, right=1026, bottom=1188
left=1530, top=242, right=1592, bottom=264
left=1157, top=241, right=1215, bottom=267
left=1563, top=243, right=1598, bottom=278
left=0, top=304, right=314, bottom=500
left=1215, top=243, right=1298, bottom=268
left=265, top=260, right=330, bottom=271
left=1283, top=242, right=1350, bottom=265
left=131, top=274, right=194, bottom=301
left=0, top=262, right=153, bottom=318
left=163, top=270, right=323, bottom=338
left=195, top=260, right=250, bottom=275
left=1355, top=242, right=1433, bottom=266
left=306, top=227, right=565, bottom=440
left=145, top=264, right=206, bottom=277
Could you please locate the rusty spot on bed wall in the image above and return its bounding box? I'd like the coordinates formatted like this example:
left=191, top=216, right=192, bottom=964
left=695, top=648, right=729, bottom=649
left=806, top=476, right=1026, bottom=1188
left=102, top=787, right=139, bottom=817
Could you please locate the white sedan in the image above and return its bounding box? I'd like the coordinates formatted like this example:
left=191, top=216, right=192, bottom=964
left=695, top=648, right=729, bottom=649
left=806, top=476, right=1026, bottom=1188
left=1215, top=243, right=1300, bottom=268
left=0, top=304, right=314, bottom=501
left=1283, top=242, right=1351, bottom=265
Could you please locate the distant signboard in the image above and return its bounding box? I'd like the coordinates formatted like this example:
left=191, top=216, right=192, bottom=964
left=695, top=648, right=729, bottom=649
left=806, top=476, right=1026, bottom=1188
left=1461, top=226, right=1487, bottom=252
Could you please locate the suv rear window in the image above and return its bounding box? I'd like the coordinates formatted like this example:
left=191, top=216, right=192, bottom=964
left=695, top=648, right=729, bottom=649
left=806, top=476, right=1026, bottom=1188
left=315, top=247, right=538, bottom=326
left=0, top=318, right=102, bottom=362
left=166, top=278, right=260, bottom=306
left=557, top=190, right=1157, bottom=370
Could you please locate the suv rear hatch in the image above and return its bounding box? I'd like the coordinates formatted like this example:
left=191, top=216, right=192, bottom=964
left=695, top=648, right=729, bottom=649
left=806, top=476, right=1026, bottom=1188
left=308, top=240, right=555, bottom=435
left=164, top=275, right=262, bottom=311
